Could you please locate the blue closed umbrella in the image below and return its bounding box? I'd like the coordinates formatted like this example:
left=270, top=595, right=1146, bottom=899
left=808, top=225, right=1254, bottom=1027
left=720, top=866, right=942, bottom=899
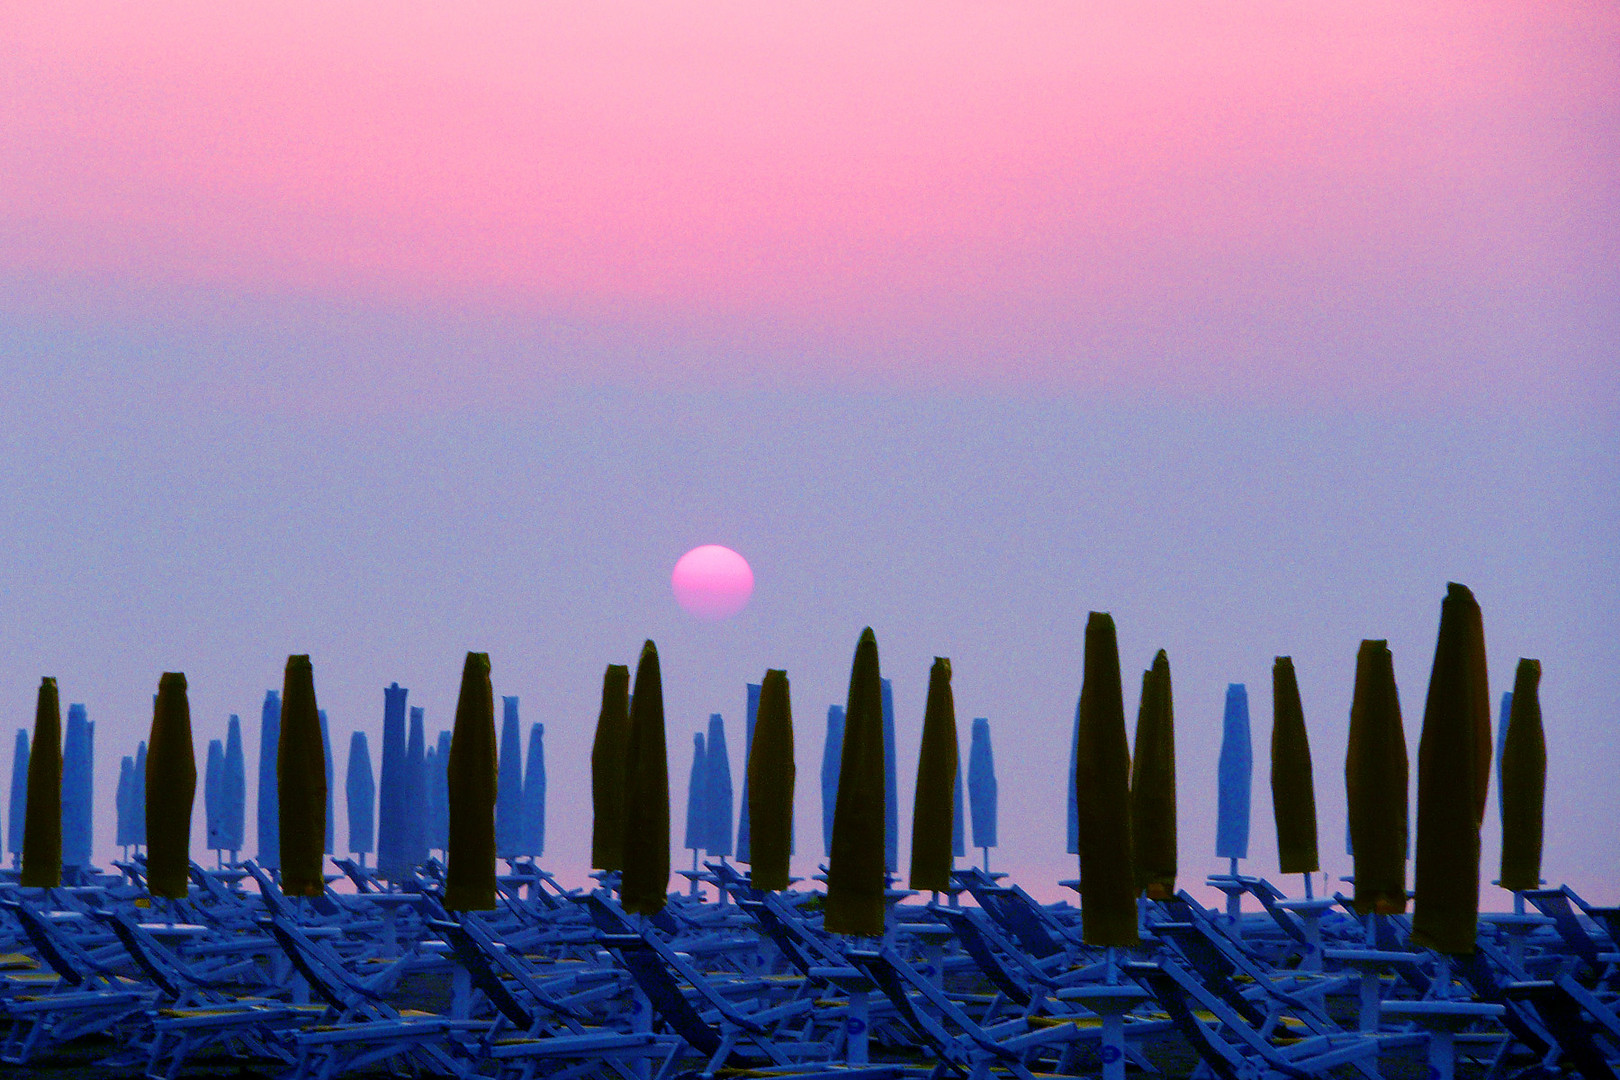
left=346, top=731, right=375, bottom=865
left=318, top=710, right=335, bottom=854
left=952, top=742, right=966, bottom=859
left=968, top=717, right=998, bottom=868
left=133, top=739, right=148, bottom=849
left=881, top=679, right=898, bottom=874
left=6, top=731, right=25, bottom=865
left=684, top=732, right=707, bottom=856
left=1495, top=691, right=1512, bottom=825
left=433, top=730, right=452, bottom=853
left=376, top=683, right=408, bottom=878
left=1067, top=696, right=1081, bottom=855
left=820, top=705, right=844, bottom=857
left=222, top=715, right=245, bottom=856
left=115, top=755, right=135, bottom=851
left=205, top=737, right=226, bottom=855
left=256, top=691, right=280, bottom=867
left=523, top=722, right=545, bottom=858
left=405, top=705, right=428, bottom=870
left=497, top=697, right=524, bottom=860
left=736, top=684, right=761, bottom=861
left=1215, top=683, right=1252, bottom=862
left=62, top=704, right=94, bottom=869
left=704, top=714, right=733, bottom=858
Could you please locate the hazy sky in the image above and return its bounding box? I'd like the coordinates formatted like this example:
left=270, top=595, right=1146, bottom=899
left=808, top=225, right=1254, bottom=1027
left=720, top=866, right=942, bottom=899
left=2, top=3, right=1615, bottom=903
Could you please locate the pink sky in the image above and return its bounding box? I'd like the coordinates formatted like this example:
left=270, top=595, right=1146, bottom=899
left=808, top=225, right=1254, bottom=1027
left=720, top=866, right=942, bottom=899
left=4, top=3, right=1616, bottom=401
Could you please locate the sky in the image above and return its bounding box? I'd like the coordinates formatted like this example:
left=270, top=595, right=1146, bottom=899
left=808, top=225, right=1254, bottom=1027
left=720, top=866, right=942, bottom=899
left=1, top=2, right=1616, bottom=905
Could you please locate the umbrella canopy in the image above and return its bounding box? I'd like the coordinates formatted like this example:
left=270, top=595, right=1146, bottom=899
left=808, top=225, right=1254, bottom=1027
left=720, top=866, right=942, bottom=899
left=953, top=741, right=966, bottom=859
left=133, top=740, right=148, bottom=848
left=432, top=730, right=452, bottom=852
left=147, top=672, right=197, bottom=898
left=256, top=690, right=281, bottom=868
left=21, top=678, right=62, bottom=887
left=446, top=652, right=498, bottom=911
left=590, top=664, right=632, bottom=871
left=115, top=755, right=135, bottom=848
left=497, top=697, right=524, bottom=860
left=523, top=722, right=546, bottom=858
left=968, top=718, right=998, bottom=850
left=205, top=738, right=226, bottom=851
left=1346, top=639, right=1409, bottom=914
left=1215, top=684, right=1252, bottom=860
left=1498, top=658, right=1545, bottom=892
left=8, top=729, right=29, bottom=862
left=909, top=658, right=957, bottom=892
left=736, top=683, right=762, bottom=862
left=1270, top=656, right=1320, bottom=875
left=1494, top=691, right=1512, bottom=825
left=62, top=703, right=94, bottom=870
left=404, top=706, right=427, bottom=869
left=1066, top=697, right=1081, bottom=856
left=683, top=733, right=707, bottom=853
left=278, top=656, right=328, bottom=897
left=820, top=705, right=845, bottom=858
left=703, top=714, right=734, bottom=857
left=826, top=628, right=887, bottom=936
left=881, top=678, right=899, bottom=874
left=1412, top=583, right=1492, bottom=954
left=222, top=715, right=245, bottom=854
left=347, top=731, right=375, bottom=858
left=747, top=668, right=795, bottom=891
left=376, top=683, right=409, bottom=879
left=1075, top=612, right=1138, bottom=946
left=318, top=710, right=335, bottom=855
left=1131, top=650, right=1177, bottom=899
left=622, top=641, right=671, bottom=916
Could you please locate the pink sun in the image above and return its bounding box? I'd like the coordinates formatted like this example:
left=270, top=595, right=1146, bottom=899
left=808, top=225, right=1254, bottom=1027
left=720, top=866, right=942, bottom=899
left=671, top=545, right=754, bottom=620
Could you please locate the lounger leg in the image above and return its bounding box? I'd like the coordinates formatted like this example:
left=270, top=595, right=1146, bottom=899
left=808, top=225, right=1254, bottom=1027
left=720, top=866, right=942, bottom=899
left=1101, top=1012, right=1126, bottom=1080
left=1428, top=1028, right=1456, bottom=1080
left=846, top=989, right=870, bottom=1066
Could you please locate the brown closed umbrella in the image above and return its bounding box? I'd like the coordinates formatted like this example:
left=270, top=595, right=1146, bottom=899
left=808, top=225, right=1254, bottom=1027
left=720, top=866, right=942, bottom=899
left=20, top=677, right=62, bottom=888
left=278, top=657, right=327, bottom=897
left=1270, top=656, right=1320, bottom=878
left=1130, top=650, right=1176, bottom=900
left=147, top=673, right=198, bottom=898
left=1412, top=583, right=1492, bottom=954
left=620, top=641, right=670, bottom=916
left=909, top=658, right=958, bottom=893
left=826, top=628, right=887, bottom=936
left=590, top=664, right=631, bottom=872
left=746, top=668, right=795, bottom=891
left=446, top=652, right=498, bottom=911
left=1076, top=612, right=1138, bottom=946
left=1346, top=639, right=1408, bottom=915
left=1498, top=658, right=1545, bottom=892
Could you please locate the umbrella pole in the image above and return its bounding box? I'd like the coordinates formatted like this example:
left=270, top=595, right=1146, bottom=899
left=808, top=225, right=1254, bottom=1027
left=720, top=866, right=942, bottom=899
left=1227, top=857, right=1241, bottom=923
left=1303, top=871, right=1313, bottom=899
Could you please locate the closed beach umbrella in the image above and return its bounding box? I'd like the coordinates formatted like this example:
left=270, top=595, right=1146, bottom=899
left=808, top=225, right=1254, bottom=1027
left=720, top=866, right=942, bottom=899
left=278, top=656, right=327, bottom=897
left=497, top=697, right=524, bottom=860
left=523, top=722, right=546, bottom=858
left=826, top=628, right=887, bottom=936
left=404, top=706, right=427, bottom=870
left=736, top=683, right=761, bottom=862
left=1076, top=613, right=1138, bottom=946
left=205, top=738, right=226, bottom=852
left=446, top=652, right=498, bottom=911
left=347, top=731, right=375, bottom=861
left=909, top=658, right=957, bottom=892
left=1067, top=698, right=1081, bottom=856
left=1494, top=691, right=1512, bottom=825
left=146, top=672, right=197, bottom=898
left=590, top=664, right=631, bottom=871
left=433, top=730, right=452, bottom=852
left=953, top=742, right=966, bottom=859
left=133, top=740, right=148, bottom=848
left=422, top=746, right=440, bottom=856
left=376, top=683, right=408, bottom=879
left=1346, top=640, right=1409, bottom=914
left=747, top=669, right=795, bottom=891
left=1498, top=659, right=1545, bottom=892
left=116, top=755, right=135, bottom=849
left=881, top=679, right=899, bottom=874
left=62, top=703, right=94, bottom=870
left=1271, top=656, right=1320, bottom=875
left=318, top=710, right=334, bottom=855
left=9, top=730, right=29, bottom=864
left=684, top=733, right=707, bottom=854
left=820, top=705, right=844, bottom=858
left=1412, top=583, right=1492, bottom=954
left=256, top=691, right=280, bottom=868
left=968, top=718, right=997, bottom=852
left=21, top=678, right=62, bottom=888
left=222, top=715, right=246, bottom=855
left=1216, top=684, right=1252, bottom=861
left=703, top=714, right=733, bottom=858
left=622, top=642, right=671, bottom=916
left=1131, top=650, right=1177, bottom=899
